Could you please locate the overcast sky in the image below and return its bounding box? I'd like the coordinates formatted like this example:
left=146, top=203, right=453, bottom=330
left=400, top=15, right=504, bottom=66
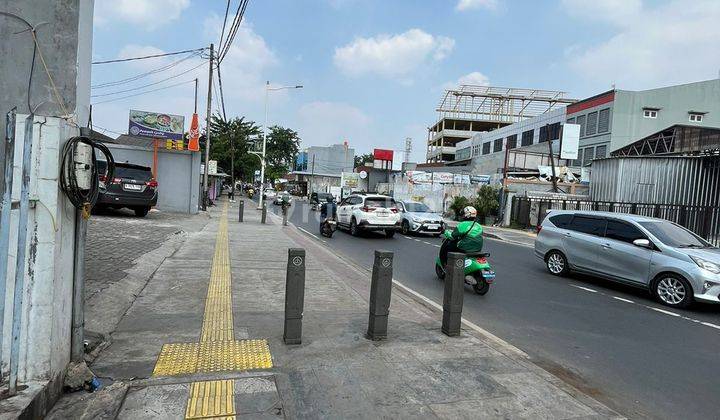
left=91, top=0, right=720, bottom=163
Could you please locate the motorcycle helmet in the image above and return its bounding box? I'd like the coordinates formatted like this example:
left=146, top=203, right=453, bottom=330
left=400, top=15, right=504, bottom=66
left=462, top=206, right=477, bottom=220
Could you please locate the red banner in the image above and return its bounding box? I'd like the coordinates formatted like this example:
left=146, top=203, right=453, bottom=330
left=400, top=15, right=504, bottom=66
left=373, top=148, right=393, bottom=161
left=188, top=113, right=200, bottom=152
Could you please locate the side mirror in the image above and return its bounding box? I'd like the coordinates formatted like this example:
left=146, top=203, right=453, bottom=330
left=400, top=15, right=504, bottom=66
left=633, top=238, right=652, bottom=249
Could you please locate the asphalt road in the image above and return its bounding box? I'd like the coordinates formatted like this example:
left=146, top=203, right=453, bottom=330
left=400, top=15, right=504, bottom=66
left=264, top=199, right=720, bottom=420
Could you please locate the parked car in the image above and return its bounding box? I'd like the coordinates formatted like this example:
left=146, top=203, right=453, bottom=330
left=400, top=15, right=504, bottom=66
left=534, top=210, right=720, bottom=308
left=273, top=192, right=292, bottom=205
left=397, top=200, right=444, bottom=236
left=96, top=161, right=158, bottom=217
left=337, top=193, right=400, bottom=238
left=263, top=188, right=277, bottom=201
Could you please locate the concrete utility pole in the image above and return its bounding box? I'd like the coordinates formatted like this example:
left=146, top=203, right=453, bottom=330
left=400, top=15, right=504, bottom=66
left=202, top=43, right=214, bottom=211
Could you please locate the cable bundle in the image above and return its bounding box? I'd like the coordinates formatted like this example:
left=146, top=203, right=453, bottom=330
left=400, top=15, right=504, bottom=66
left=60, top=136, right=115, bottom=213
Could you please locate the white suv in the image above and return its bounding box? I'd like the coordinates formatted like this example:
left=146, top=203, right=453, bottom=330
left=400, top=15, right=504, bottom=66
left=337, top=194, right=401, bottom=238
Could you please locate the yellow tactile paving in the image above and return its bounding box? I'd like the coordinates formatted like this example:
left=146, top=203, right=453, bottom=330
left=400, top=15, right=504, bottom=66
left=185, top=379, right=236, bottom=419
left=149, top=203, right=273, bottom=419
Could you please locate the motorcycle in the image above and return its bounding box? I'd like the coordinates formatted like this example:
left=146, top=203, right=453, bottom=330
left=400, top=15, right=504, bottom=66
left=320, top=217, right=337, bottom=238
left=435, top=229, right=495, bottom=295
left=247, top=189, right=255, bottom=199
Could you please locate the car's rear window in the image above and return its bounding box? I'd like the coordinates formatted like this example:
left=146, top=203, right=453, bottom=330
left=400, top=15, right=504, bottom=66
left=115, top=165, right=152, bottom=182
left=365, top=198, right=396, bottom=208
left=568, top=216, right=606, bottom=236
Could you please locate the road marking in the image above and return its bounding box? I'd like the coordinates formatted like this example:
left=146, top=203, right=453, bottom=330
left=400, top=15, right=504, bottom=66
left=422, top=241, right=433, bottom=245
left=612, top=296, right=634, bottom=303
left=570, top=284, right=598, bottom=293
left=413, top=239, right=422, bottom=242
left=701, top=321, right=720, bottom=330
left=646, top=306, right=681, bottom=317
left=298, top=226, right=320, bottom=239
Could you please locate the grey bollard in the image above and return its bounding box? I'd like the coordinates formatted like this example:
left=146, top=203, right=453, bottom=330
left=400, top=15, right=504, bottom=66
left=238, top=200, right=244, bottom=222
left=282, top=204, right=288, bottom=226
left=442, top=252, right=465, bottom=337
left=367, top=250, right=393, bottom=340
left=261, top=203, right=267, bottom=224
left=284, top=248, right=306, bottom=344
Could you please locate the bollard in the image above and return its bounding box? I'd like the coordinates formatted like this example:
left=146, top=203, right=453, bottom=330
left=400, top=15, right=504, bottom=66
left=284, top=248, right=306, bottom=344
left=238, top=200, right=244, bottom=222
left=282, top=203, right=288, bottom=226
left=442, top=252, right=465, bottom=336
left=367, top=250, right=393, bottom=340
left=261, top=203, right=267, bottom=224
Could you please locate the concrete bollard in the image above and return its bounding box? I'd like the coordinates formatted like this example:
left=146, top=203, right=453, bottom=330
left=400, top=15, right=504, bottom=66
left=238, top=200, right=244, bottom=222
left=282, top=203, right=288, bottom=226
left=442, top=252, right=465, bottom=337
left=367, top=250, right=393, bottom=340
left=284, top=248, right=306, bottom=344
left=261, top=203, right=267, bottom=224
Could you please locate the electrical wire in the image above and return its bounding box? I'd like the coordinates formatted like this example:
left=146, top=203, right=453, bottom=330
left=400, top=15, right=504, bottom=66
left=218, top=0, right=232, bottom=49
left=60, top=135, right=115, bottom=213
left=92, top=51, right=202, bottom=89
left=91, top=79, right=196, bottom=105
left=91, top=60, right=207, bottom=98
left=92, top=47, right=206, bottom=65
left=218, top=0, right=250, bottom=63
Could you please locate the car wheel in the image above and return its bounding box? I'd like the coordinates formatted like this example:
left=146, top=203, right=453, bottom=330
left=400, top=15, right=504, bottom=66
left=350, top=218, right=359, bottom=236
left=545, top=251, right=568, bottom=276
left=134, top=206, right=150, bottom=217
left=385, top=229, right=395, bottom=238
left=653, top=274, right=693, bottom=308
left=401, top=221, right=410, bottom=235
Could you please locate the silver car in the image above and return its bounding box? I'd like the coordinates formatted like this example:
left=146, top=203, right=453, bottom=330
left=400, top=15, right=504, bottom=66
left=534, top=210, right=720, bottom=308
left=397, top=201, right=445, bottom=236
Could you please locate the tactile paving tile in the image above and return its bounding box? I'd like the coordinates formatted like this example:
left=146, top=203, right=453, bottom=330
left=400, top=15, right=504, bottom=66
left=185, top=379, right=236, bottom=419
left=152, top=342, right=200, bottom=376
left=197, top=339, right=274, bottom=372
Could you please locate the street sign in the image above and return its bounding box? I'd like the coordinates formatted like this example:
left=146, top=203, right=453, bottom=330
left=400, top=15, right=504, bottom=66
left=560, top=123, right=580, bottom=160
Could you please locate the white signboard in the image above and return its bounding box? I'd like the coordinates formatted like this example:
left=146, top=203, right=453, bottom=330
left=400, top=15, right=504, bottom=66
left=432, top=172, right=454, bottom=184
left=341, top=172, right=360, bottom=189
left=208, top=160, right=218, bottom=175
left=453, top=174, right=470, bottom=184
left=560, top=123, right=580, bottom=160
left=408, top=171, right=432, bottom=184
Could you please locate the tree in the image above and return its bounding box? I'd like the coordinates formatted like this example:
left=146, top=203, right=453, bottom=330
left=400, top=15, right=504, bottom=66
left=208, top=114, right=262, bottom=183
left=354, top=153, right=374, bottom=168
left=264, top=125, right=301, bottom=181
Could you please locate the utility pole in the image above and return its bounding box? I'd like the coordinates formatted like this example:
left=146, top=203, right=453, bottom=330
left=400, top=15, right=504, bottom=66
left=194, top=78, right=198, bottom=114
left=258, top=81, right=269, bottom=209
left=202, top=43, right=214, bottom=211
left=546, top=123, right=559, bottom=193
left=309, top=154, right=315, bottom=196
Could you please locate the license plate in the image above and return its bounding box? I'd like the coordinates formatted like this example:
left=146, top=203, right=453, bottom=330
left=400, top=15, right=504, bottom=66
left=426, top=224, right=439, bottom=230
left=377, top=212, right=388, bottom=217
left=124, top=184, right=142, bottom=191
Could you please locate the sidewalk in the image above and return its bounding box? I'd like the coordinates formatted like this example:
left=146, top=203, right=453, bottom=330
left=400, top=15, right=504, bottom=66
left=49, top=198, right=619, bottom=419
left=444, top=219, right=537, bottom=247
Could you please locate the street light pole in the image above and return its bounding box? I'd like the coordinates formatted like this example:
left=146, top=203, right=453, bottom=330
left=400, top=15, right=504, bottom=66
left=257, top=81, right=303, bottom=210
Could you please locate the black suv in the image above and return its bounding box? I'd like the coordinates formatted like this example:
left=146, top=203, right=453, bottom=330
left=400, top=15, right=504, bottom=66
left=96, top=161, right=158, bottom=217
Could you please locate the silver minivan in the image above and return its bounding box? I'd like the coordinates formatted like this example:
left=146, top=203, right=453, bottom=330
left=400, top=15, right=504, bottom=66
left=534, top=210, right=720, bottom=308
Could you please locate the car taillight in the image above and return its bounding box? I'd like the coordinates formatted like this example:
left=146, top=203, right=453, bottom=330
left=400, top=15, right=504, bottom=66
left=536, top=225, right=543, bottom=234
left=477, top=258, right=487, bottom=264
left=99, top=175, right=107, bottom=182
left=112, top=178, right=122, bottom=184
left=390, top=208, right=398, bottom=213
left=146, top=180, right=158, bottom=188
left=361, top=206, right=375, bottom=212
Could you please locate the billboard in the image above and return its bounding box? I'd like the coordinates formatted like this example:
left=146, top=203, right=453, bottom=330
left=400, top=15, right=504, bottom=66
left=129, top=109, right=184, bottom=140
left=373, top=149, right=394, bottom=161
left=432, top=172, right=454, bottom=184
left=560, top=123, right=580, bottom=160
left=341, top=172, right=360, bottom=189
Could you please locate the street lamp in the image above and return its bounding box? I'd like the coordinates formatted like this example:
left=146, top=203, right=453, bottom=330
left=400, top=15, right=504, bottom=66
left=256, top=81, right=303, bottom=209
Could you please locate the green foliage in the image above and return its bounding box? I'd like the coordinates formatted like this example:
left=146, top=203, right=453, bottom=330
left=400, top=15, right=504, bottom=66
left=209, top=114, right=261, bottom=182
left=264, top=125, right=301, bottom=181
left=449, top=196, right=471, bottom=221
left=354, top=153, right=374, bottom=168
left=474, top=185, right=500, bottom=218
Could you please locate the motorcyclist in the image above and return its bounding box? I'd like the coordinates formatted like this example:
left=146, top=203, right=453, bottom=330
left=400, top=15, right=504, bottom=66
left=440, top=205, right=484, bottom=267
left=320, top=195, right=337, bottom=222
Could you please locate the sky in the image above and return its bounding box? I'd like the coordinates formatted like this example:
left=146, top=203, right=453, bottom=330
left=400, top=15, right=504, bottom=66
left=91, top=0, right=720, bottom=164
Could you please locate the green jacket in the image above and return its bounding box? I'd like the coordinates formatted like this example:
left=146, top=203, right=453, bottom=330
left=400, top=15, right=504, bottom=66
left=451, top=220, right=484, bottom=253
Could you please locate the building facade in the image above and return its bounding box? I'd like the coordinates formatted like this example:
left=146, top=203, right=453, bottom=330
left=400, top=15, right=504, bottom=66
left=455, top=79, right=720, bottom=174
left=290, top=144, right=355, bottom=195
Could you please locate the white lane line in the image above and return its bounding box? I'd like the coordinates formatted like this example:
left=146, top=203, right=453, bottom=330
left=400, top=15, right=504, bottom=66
left=297, top=226, right=321, bottom=240
left=422, top=241, right=433, bottom=245
left=701, top=322, right=720, bottom=330
left=432, top=244, right=441, bottom=248
left=413, top=239, right=422, bottom=242
left=569, top=284, right=598, bottom=293
left=646, top=306, right=681, bottom=317
left=612, top=296, right=634, bottom=304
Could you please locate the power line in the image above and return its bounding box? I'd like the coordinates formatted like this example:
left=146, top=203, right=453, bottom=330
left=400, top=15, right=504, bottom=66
left=92, top=51, right=202, bottom=88
left=91, top=61, right=207, bottom=98
left=218, top=0, right=231, bottom=49
left=92, top=47, right=206, bottom=65
left=91, top=79, right=196, bottom=105
left=218, top=0, right=250, bottom=63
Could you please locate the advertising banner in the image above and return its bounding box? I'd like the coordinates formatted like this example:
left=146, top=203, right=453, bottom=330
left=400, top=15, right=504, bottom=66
left=188, top=113, right=200, bottom=151
left=470, top=175, right=491, bottom=184
left=129, top=109, right=184, bottom=140
left=560, top=123, right=581, bottom=160
left=453, top=174, right=471, bottom=184
left=407, top=171, right=432, bottom=184
left=341, top=172, right=360, bottom=189
left=432, top=172, right=454, bottom=184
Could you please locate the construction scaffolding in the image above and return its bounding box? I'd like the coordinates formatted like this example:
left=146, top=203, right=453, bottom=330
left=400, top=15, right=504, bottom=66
left=427, top=85, right=577, bottom=163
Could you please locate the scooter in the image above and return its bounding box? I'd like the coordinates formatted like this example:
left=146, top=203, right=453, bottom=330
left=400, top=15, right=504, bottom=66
left=247, top=189, right=255, bottom=199
left=435, top=229, right=496, bottom=295
left=320, top=217, right=337, bottom=238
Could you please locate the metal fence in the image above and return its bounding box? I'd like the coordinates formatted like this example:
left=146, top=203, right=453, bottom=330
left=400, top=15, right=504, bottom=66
left=511, top=196, right=720, bottom=246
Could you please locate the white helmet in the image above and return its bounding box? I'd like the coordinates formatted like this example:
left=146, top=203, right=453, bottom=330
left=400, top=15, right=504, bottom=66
left=462, top=206, right=477, bottom=220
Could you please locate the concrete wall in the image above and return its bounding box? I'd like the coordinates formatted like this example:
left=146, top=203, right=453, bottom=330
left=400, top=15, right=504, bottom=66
left=611, top=79, right=720, bottom=152
left=104, top=144, right=201, bottom=214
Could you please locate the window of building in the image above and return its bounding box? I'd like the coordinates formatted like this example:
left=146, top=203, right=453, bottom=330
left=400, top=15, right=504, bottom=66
left=482, top=142, right=491, bottom=155
left=595, top=145, right=607, bottom=159
left=576, top=115, right=586, bottom=137
left=598, top=108, right=610, bottom=133
left=566, top=117, right=575, bottom=124
left=582, top=147, right=594, bottom=166
left=493, top=138, right=503, bottom=152
left=643, top=109, right=658, bottom=118
left=689, top=113, right=704, bottom=122
left=573, top=149, right=583, bottom=167
left=521, top=129, right=534, bottom=146
left=506, top=134, right=517, bottom=150
left=586, top=111, right=598, bottom=135
left=539, top=123, right=560, bottom=142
